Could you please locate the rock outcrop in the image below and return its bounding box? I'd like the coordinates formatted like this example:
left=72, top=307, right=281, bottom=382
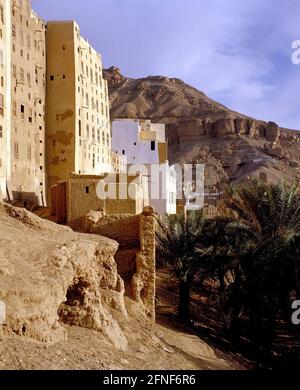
left=82, top=209, right=106, bottom=233
left=0, top=202, right=128, bottom=350
left=264, top=142, right=284, bottom=159
left=104, top=67, right=300, bottom=185
left=214, top=118, right=236, bottom=136
left=265, top=121, right=280, bottom=143
left=235, top=118, right=248, bottom=135
left=103, top=66, right=281, bottom=141
left=103, top=67, right=288, bottom=144
left=103, top=66, right=127, bottom=89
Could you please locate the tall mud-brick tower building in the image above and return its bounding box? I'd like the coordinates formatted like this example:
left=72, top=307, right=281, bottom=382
left=0, top=0, right=46, bottom=206
left=45, top=21, right=112, bottom=204
left=10, top=0, right=46, bottom=206
left=0, top=0, right=11, bottom=201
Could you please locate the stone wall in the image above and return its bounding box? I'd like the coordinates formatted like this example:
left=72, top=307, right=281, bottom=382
left=86, top=207, right=156, bottom=320
left=132, top=207, right=156, bottom=319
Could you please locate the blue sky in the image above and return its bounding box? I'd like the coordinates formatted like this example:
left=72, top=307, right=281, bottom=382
left=32, top=0, right=300, bottom=130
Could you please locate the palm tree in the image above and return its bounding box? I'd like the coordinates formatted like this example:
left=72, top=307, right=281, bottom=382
left=200, top=217, right=252, bottom=291
left=224, top=180, right=300, bottom=240
left=222, top=180, right=300, bottom=364
left=156, top=180, right=300, bottom=365
left=156, top=212, right=208, bottom=320
left=200, top=216, right=254, bottom=336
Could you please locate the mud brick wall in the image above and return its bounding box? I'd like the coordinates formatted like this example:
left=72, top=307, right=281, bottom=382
left=89, top=207, right=156, bottom=320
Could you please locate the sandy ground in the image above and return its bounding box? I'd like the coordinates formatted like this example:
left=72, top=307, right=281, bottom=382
left=0, top=324, right=229, bottom=370
left=0, top=296, right=246, bottom=370
left=0, top=203, right=247, bottom=370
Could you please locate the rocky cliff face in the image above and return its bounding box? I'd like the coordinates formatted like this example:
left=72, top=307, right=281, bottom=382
left=0, top=202, right=128, bottom=350
left=0, top=203, right=243, bottom=370
left=104, top=66, right=243, bottom=124
left=104, top=67, right=300, bottom=185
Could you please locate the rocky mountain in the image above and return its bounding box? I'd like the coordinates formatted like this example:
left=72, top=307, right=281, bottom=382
left=104, top=66, right=300, bottom=187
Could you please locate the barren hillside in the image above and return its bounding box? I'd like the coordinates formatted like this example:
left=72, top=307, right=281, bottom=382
left=104, top=67, right=300, bottom=186
left=0, top=203, right=245, bottom=370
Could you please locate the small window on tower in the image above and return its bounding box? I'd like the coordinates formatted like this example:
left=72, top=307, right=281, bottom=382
left=151, top=141, right=155, bottom=151
left=85, top=186, right=89, bottom=194
left=50, top=75, right=54, bottom=81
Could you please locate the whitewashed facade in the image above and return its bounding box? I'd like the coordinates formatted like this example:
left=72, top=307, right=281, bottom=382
left=112, top=119, right=177, bottom=214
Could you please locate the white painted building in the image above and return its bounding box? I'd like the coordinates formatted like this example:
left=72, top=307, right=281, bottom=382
left=148, top=162, right=177, bottom=215
left=112, top=119, right=165, bottom=164
left=112, top=119, right=177, bottom=215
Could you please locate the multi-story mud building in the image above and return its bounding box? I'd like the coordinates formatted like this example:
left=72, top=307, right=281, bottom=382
left=0, top=0, right=11, bottom=200
left=0, top=0, right=46, bottom=206
left=45, top=20, right=112, bottom=203
left=1, top=3, right=126, bottom=208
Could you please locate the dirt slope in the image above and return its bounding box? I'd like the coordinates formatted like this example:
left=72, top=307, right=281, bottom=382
left=0, top=306, right=245, bottom=370
left=0, top=203, right=244, bottom=370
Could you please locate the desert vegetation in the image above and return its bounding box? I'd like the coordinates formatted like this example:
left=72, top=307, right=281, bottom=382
left=156, top=180, right=300, bottom=368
